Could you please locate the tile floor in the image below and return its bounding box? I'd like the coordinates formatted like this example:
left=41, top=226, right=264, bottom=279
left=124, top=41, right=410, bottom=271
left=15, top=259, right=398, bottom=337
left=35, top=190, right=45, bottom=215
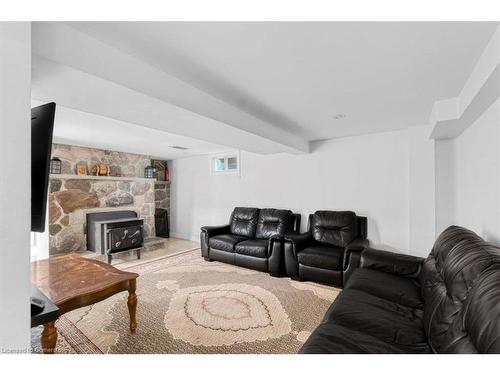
left=79, top=237, right=200, bottom=265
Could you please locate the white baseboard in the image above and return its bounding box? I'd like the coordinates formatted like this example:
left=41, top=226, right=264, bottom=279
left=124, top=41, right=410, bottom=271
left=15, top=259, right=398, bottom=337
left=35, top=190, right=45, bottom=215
left=170, top=232, right=199, bottom=242
left=169, top=232, right=189, bottom=240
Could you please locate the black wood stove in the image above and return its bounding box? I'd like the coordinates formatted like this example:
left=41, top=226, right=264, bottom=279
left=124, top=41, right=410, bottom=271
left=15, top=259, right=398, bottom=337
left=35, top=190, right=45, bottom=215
left=86, top=210, right=144, bottom=264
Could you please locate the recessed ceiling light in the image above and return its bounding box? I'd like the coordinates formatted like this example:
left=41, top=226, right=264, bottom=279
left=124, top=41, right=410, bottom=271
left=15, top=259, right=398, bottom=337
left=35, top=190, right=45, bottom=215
left=169, top=145, right=189, bottom=150
left=332, top=113, right=346, bottom=120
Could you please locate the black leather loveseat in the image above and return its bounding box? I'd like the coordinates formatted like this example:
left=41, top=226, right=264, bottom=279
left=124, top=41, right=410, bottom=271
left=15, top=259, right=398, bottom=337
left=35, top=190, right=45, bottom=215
left=200, top=207, right=300, bottom=275
left=284, top=211, right=368, bottom=287
left=300, top=225, right=500, bottom=353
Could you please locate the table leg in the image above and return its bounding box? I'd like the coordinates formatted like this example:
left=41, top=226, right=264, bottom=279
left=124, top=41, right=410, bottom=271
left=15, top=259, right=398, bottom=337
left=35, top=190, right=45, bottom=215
left=41, top=321, right=57, bottom=354
left=127, top=279, right=137, bottom=333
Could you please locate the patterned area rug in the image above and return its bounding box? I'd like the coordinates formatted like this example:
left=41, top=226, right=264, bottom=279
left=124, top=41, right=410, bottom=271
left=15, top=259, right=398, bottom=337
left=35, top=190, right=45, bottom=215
left=31, top=250, right=340, bottom=354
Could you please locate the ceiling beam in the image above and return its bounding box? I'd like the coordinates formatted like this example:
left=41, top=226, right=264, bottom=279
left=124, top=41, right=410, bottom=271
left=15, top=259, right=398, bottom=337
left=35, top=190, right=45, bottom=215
left=31, top=22, right=309, bottom=154
left=429, top=26, right=500, bottom=140
left=430, top=64, right=500, bottom=139
left=32, top=56, right=300, bottom=155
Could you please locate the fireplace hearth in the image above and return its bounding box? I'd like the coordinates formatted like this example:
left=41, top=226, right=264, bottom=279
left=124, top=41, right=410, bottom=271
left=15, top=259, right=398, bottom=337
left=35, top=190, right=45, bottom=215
left=86, top=210, right=144, bottom=264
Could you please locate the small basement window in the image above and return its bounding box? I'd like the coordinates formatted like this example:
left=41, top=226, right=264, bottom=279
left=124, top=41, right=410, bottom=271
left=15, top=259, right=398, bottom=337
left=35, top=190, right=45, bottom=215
left=211, top=153, right=240, bottom=175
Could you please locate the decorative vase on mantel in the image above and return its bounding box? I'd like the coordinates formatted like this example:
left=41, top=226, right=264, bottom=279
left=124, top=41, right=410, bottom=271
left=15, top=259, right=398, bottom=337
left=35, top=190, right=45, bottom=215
left=92, top=164, right=111, bottom=176
left=76, top=162, right=88, bottom=176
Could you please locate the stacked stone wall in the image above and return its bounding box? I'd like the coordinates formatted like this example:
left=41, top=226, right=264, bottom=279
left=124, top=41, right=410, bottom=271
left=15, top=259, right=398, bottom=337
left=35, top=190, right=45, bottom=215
left=48, top=144, right=162, bottom=255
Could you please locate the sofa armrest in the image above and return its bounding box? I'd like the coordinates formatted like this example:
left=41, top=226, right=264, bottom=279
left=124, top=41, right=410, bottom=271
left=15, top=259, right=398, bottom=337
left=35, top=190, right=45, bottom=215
left=268, top=234, right=285, bottom=276
left=200, top=225, right=230, bottom=258
left=267, top=234, right=284, bottom=256
left=284, top=232, right=312, bottom=253
left=200, top=224, right=230, bottom=237
left=342, top=247, right=365, bottom=286
left=342, top=238, right=369, bottom=285
left=360, top=248, right=425, bottom=278
left=283, top=232, right=311, bottom=278
left=269, top=233, right=284, bottom=241
left=346, top=238, right=369, bottom=252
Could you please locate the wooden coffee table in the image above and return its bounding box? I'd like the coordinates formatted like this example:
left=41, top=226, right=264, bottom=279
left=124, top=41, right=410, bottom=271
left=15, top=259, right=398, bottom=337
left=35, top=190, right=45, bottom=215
left=31, top=253, right=139, bottom=354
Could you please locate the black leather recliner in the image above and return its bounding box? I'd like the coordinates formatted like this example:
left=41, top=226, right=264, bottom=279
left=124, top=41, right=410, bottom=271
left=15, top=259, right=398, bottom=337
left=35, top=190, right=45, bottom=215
left=300, top=225, right=500, bottom=353
left=284, top=211, right=368, bottom=286
left=200, top=207, right=300, bottom=275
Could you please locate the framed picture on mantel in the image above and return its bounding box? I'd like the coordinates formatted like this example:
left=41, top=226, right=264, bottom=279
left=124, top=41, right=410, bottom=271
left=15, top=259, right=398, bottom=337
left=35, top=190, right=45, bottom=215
left=76, top=162, right=88, bottom=176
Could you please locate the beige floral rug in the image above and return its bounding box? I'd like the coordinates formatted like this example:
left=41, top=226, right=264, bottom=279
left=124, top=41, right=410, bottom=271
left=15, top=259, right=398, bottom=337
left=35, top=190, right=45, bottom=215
left=31, top=250, right=340, bottom=354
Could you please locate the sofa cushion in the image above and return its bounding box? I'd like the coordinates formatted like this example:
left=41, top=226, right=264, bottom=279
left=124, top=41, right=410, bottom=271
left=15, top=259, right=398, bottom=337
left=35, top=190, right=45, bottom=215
left=255, top=208, right=294, bottom=239
left=310, top=211, right=358, bottom=247
left=229, top=207, right=260, bottom=238
left=209, top=234, right=247, bottom=253
left=345, top=268, right=423, bottom=309
left=297, top=246, right=343, bottom=270
left=325, top=289, right=427, bottom=347
left=300, top=322, right=431, bottom=354
left=449, top=269, right=500, bottom=354
left=235, top=239, right=269, bottom=258
left=419, top=225, right=500, bottom=353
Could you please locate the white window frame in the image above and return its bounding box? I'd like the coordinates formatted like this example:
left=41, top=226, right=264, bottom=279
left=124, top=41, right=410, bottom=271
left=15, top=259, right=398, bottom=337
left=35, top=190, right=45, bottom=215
left=210, top=152, right=240, bottom=176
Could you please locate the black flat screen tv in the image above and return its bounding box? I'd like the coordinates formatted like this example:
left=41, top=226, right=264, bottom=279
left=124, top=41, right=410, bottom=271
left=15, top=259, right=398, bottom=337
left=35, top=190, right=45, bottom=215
left=31, top=102, right=56, bottom=233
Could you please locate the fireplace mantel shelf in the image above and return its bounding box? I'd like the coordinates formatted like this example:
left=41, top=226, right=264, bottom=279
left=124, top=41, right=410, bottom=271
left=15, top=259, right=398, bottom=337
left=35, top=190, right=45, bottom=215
left=50, top=174, right=156, bottom=182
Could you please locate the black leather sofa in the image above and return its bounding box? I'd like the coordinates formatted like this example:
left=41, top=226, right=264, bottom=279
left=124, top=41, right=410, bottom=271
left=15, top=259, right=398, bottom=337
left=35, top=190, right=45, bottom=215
left=300, top=225, right=500, bottom=353
left=284, top=211, right=368, bottom=287
left=200, top=207, right=300, bottom=275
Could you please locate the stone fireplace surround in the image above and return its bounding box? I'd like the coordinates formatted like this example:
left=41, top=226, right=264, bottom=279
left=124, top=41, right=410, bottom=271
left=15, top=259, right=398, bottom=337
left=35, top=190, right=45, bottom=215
left=48, top=144, right=170, bottom=256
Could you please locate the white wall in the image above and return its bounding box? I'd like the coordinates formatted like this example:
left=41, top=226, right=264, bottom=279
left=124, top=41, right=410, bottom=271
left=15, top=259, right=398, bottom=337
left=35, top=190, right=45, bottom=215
left=435, top=100, right=500, bottom=244
left=435, top=139, right=457, bottom=235
left=171, top=128, right=436, bottom=255
left=167, top=28, right=500, bottom=261
left=454, top=100, right=500, bottom=243
left=0, top=22, right=31, bottom=352
left=409, top=125, right=436, bottom=256
left=30, top=214, right=49, bottom=261
left=432, top=25, right=500, bottom=244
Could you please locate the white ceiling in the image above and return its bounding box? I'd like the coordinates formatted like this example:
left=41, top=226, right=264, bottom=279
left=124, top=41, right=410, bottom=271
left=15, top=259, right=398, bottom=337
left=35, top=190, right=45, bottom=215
left=32, top=22, right=308, bottom=156
left=31, top=100, right=230, bottom=160
left=31, top=22, right=498, bottom=158
left=68, top=22, right=498, bottom=139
